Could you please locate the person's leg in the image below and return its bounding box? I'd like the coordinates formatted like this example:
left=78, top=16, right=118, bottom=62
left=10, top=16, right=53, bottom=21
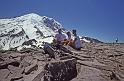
left=69, top=40, right=75, bottom=49
left=65, top=40, right=69, bottom=45
left=62, top=40, right=66, bottom=45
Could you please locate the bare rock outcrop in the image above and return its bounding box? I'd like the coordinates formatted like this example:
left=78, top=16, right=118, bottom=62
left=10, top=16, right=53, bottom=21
left=0, top=43, right=124, bottom=81
left=44, top=58, right=77, bottom=81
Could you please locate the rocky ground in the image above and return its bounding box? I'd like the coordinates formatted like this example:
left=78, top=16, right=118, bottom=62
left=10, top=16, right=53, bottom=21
left=0, top=43, right=124, bottom=81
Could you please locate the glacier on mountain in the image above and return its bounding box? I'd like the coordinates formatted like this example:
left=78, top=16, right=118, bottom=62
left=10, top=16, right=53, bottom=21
left=0, top=13, right=63, bottom=50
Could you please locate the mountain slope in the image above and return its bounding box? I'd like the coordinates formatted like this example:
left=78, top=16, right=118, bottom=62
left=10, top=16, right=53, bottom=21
left=81, top=36, right=103, bottom=43
left=0, top=13, right=63, bottom=50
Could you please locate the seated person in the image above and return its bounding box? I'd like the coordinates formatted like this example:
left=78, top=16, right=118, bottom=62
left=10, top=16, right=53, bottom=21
left=71, top=29, right=82, bottom=50
left=63, top=31, right=73, bottom=45
left=53, top=29, right=66, bottom=49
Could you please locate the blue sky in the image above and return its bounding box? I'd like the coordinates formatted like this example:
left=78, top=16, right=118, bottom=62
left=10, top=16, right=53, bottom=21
left=0, top=0, right=124, bottom=42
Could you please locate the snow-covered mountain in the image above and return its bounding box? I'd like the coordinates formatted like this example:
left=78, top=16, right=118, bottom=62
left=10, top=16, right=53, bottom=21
left=0, top=13, right=103, bottom=50
left=0, top=13, right=65, bottom=50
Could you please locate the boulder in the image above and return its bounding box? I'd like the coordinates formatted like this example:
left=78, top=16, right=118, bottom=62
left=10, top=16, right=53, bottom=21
left=24, top=65, right=45, bottom=81
left=44, top=58, right=77, bottom=81
left=19, top=55, right=33, bottom=68
left=7, top=65, right=24, bottom=81
left=9, top=53, right=22, bottom=58
left=23, top=56, right=33, bottom=64
left=0, top=59, right=20, bottom=69
left=7, top=73, right=23, bottom=81
left=24, top=63, right=38, bottom=75
left=8, top=65, right=24, bottom=74
left=19, top=60, right=30, bottom=68
left=0, top=69, right=10, bottom=80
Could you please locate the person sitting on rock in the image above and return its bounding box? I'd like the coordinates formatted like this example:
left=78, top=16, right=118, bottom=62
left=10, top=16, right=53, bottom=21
left=63, top=31, right=73, bottom=45
left=71, top=29, right=82, bottom=50
left=53, top=29, right=66, bottom=49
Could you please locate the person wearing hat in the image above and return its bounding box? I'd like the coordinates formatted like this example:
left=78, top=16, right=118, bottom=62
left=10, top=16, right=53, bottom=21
left=71, top=29, right=82, bottom=50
